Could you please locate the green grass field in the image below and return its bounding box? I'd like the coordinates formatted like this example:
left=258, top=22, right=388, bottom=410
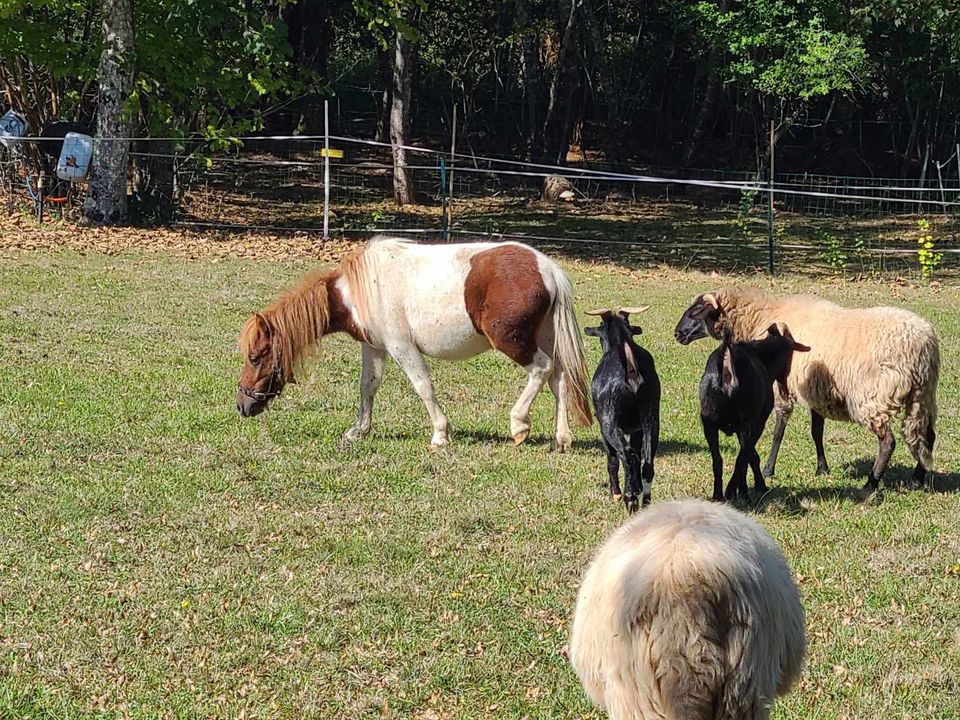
left=1, top=247, right=959, bottom=719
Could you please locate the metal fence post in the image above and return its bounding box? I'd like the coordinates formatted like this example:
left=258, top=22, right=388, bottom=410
left=439, top=154, right=448, bottom=241
left=767, top=119, right=775, bottom=276
left=323, top=99, right=330, bottom=241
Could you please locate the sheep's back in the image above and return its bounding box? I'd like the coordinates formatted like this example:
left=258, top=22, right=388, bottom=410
left=736, top=297, right=938, bottom=423
left=569, top=500, right=805, bottom=720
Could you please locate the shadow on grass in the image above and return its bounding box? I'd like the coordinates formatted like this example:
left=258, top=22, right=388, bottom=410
left=841, top=457, right=960, bottom=494
left=452, top=428, right=704, bottom=457
left=754, top=458, right=960, bottom=515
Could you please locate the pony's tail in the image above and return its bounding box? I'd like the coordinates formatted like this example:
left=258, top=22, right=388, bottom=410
left=903, top=340, right=940, bottom=470
left=549, top=265, right=593, bottom=427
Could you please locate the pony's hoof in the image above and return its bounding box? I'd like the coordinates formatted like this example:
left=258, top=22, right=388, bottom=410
left=512, top=431, right=529, bottom=445
left=430, top=434, right=449, bottom=450
left=338, top=428, right=365, bottom=449
left=553, top=435, right=573, bottom=453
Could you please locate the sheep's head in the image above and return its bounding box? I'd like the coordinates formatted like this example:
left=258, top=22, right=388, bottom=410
left=674, top=292, right=722, bottom=344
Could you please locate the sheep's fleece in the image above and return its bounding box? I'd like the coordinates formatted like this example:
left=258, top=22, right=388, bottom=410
left=569, top=500, right=806, bottom=720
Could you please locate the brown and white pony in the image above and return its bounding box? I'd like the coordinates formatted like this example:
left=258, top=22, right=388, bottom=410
left=236, top=236, right=592, bottom=449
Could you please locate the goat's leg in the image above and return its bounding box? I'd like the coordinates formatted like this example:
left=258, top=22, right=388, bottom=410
left=631, top=420, right=657, bottom=507
left=702, top=419, right=724, bottom=502
left=343, top=344, right=387, bottom=444
left=864, top=422, right=895, bottom=492
left=811, top=410, right=830, bottom=475
left=390, top=345, right=450, bottom=448
left=750, top=449, right=768, bottom=494
left=601, top=436, right=622, bottom=501
left=604, top=429, right=641, bottom=513
left=909, top=425, right=936, bottom=489
left=762, top=400, right=794, bottom=478
left=726, top=434, right=754, bottom=501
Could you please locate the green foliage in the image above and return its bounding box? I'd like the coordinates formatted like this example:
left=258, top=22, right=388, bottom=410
left=916, top=218, right=943, bottom=281
left=353, top=0, right=426, bottom=45
left=818, top=233, right=868, bottom=276
left=735, top=188, right=758, bottom=239
left=690, top=1, right=868, bottom=100
left=0, top=0, right=304, bottom=136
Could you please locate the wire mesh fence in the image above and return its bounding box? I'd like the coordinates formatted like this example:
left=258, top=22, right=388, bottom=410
left=3, top=133, right=960, bottom=279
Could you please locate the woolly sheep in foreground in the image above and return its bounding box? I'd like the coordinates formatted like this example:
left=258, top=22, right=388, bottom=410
left=674, top=288, right=940, bottom=491
left=569, top=500, right=806, bottom=720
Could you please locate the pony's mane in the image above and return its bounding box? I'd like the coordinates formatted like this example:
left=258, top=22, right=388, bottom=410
left=240, top=241, right=385, bottom=380
left=240, top=268, right=331, bottom=381
left=339, top=243, right=374, bottom=327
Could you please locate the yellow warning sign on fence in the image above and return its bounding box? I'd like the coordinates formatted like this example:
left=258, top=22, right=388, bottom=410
left=320, top=148, right=344, bottom=159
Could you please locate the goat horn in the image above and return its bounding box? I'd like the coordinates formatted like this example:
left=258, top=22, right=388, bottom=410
left=618, top=306, right=650, bottom=315
left=585, top=308, right=613, bottom=317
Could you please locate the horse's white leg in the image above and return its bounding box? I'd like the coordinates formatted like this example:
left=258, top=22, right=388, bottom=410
left=548, top=368, right=573, bottom=453
left=390, top=345, right=450, bottom=447
left=343, top=343, right=386, bottom=443
left=510, top=349, right=553, bottom=445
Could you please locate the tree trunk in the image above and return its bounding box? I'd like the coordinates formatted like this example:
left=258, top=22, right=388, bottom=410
left=130, top=138, right=175, bottom=223
left=390, top=27, right=415, bottom=206
left=580, top=0, right=621, bottom=162
left=375, top=45, right=393, bottom=143
left=84, top=0, right=134, bottom=225
left=515, top=0, right=541, bottom=161
left=541, top=0, right=583, bottom=165
left=683, top=59, right=721, bottom=166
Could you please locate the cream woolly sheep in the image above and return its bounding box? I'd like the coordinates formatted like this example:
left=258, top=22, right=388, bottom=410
left=674, top=288, right=939, bottom=491
left=569, top=500, right=806, bottom=720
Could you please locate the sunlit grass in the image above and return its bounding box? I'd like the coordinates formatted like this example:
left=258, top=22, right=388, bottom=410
left=1, top=249, right=958, bottom=718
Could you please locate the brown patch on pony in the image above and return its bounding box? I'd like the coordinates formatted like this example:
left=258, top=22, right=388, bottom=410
left=464, top=245, right=550, bottom=367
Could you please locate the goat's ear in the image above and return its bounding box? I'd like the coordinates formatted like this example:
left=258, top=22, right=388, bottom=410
left=721, top=345, right=738, bottom=395
left=769, top=322, right=811, bottom=352
left=629, top=324, right=642, bottom=336
left=585, top=326, right=600, bottom=337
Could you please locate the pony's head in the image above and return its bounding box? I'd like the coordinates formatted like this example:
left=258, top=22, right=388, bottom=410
left=236, top=312, right=292, bottom=417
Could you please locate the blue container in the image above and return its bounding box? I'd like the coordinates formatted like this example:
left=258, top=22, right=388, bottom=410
left=0, top=109, right=28, bottom=149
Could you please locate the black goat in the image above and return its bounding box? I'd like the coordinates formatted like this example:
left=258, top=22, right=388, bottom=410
left=699, top=323, right=809, bottom=502
left=585, top=307, right=661, bottom=513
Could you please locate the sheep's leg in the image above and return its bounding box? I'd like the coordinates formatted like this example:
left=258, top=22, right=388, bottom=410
left=909, top=426, right=936, bottom=489
left=629, top=429, right=655, bottom=507
left=601, top=436, right=622, bottom=501
left=604, top=429, right=641, bottom=512
left=811, top=410, right=830, bottom=475
left=864, top=423, right=895, bottom=492
left=762, top=401, right=794, bottom=478
left=342, top=344, right=387, bottom=443
left=702, top=419, right=724, bottom=502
